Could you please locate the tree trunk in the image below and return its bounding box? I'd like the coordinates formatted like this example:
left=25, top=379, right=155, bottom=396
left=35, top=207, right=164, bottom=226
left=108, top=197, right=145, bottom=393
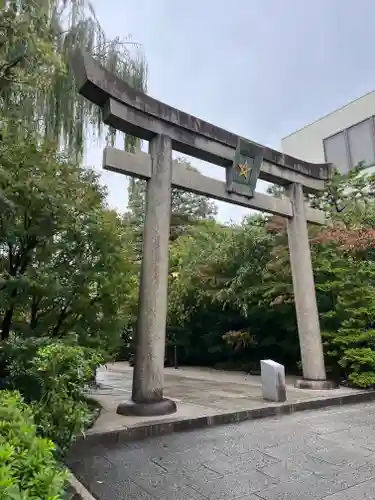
left=1, top=305, right=14, bottom=340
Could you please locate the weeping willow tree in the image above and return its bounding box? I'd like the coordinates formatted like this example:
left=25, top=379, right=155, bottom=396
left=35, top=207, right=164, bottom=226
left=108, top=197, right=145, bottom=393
left=0, top=0, right=147, bottom=157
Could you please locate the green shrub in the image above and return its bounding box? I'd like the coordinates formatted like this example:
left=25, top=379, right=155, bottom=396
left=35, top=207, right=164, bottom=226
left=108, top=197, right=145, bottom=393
left=29, top=342, right=103, bottom=400
left=0, top=336, right=51, bottom=398
left=314, top=240, right=375, bottom=388
left=339, top=347, right=375, bottom=388
left=323, top=326, right=375, bottom=389
left=0, top=390, right=67, bottom=500
left=3, top=337, right=104, bottom=455
left=29, top=342, right=103, bottom=454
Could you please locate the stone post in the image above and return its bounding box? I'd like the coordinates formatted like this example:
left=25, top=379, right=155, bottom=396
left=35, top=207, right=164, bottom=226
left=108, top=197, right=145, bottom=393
left=117, top=134, right=177, bottom=416
left=286, top=183, right=334, bottom=389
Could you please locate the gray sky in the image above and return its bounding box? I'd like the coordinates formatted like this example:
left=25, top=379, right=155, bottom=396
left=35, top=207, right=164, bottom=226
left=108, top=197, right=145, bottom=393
left=87, top=0, right=375, bottom=223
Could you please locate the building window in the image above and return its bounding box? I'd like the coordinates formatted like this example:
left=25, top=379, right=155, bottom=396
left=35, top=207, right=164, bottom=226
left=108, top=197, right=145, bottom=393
left=323, top=117, right=375, bottom=173
left=324, top=130, right=350, bottom=173
left=347, top=118, right=375, bottom=168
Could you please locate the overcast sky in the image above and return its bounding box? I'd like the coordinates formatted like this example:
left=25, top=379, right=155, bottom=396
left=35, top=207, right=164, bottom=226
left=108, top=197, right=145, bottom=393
left=87, top=0, right=375, bottom=223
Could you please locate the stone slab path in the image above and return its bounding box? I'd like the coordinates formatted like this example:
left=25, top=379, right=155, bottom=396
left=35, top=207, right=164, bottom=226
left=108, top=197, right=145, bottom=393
left=68, top=401, right=375, bottom=499
left=87, top=362, right=368, bottom=437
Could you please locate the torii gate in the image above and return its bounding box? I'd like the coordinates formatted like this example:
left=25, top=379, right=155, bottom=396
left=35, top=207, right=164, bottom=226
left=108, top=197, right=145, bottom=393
left=71, top=50, right=334, bottom=417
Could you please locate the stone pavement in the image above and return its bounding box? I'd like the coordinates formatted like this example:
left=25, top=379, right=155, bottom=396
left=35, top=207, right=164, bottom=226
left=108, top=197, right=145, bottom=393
left=86, top=362, right=370, bottom=439
left=67, top=401, right=375, bottom=499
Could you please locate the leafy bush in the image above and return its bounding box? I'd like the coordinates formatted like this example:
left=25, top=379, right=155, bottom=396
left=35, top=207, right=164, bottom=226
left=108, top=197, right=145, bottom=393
left=30, top=342, right=103, bottom=454
left=3, top=337, right=104, bottom=455
left=313, top=235, right=375, bottom=388
left=339, top=348, right=375, bottom=388
left=222, top=330, right=257, bottom=352
left=0, top=390, right=67, bottom=500
left=0, top=336, right=51, bottom=397
left=0, top=127, right=137, bottom=354
left=165, top=181, right=375, bottom=386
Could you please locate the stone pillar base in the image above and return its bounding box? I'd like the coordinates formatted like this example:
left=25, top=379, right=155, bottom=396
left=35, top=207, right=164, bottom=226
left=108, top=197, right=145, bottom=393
left=295, top=379, right=338, bottom=390
left=116, top=398, right=177, bottom=417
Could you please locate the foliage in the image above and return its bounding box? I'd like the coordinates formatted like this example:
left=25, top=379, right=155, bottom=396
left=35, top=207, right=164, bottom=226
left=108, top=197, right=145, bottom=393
left=3, top=338, right=103, bottom=456
left=0, top=336, right=51, bottom=392
left=340, top=348, right=375, bottom=388
left=0, top=126, right=130, bottom=456
left=166, top=217, right=297, bottom=369
left=165, top=166, right=375, bottom=386
left=310, top=163, right=375, bottom=226
left=0, top=390, right=67, bottom=500
left=0, top=125, right=137, bottom=349
left=127, top=158, right=218, bottom=246
left=0, top=0, right=147, bottom=157
left=222, top=330, right=257, bottom=352
left=311, top=223, right=375, bottom=384
left=0, top=0, right=63, bottom=92
left=167, top=221, right=239, bottom=365
left=30, top=342, right=103, bottom=455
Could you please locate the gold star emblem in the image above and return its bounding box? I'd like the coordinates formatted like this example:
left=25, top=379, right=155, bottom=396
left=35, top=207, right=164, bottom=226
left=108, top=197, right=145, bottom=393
left=237, top=161, right=249, bottom=180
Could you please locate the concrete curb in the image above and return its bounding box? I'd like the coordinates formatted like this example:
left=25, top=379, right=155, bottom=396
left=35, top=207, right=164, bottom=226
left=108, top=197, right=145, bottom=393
left=66, top=470, right=96, bottom=500
left=71, top=390, right=375, bottom=451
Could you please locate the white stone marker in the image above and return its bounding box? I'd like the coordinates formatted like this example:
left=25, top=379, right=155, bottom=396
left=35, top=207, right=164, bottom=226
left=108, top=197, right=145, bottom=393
left=260, top=359, right=287, bottom=402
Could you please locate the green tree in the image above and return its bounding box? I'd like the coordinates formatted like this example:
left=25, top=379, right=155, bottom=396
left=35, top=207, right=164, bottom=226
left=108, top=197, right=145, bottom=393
left=127, top=157, right=218, bottom=242
left=167, top=220, right=237, bottom=365
left=0, top=124, right=137, bottom=348
left=166, top=217, right=282, bottom=368
left=0, top=0, right=147, bottom=157
left=311, top=222, right=375, bottom=386
left=0, top=390, right=67, bottom=499
left=166, top=166, right=375, bottom=382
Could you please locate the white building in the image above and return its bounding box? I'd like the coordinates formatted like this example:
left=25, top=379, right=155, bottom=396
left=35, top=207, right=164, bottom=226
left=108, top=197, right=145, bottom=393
left=281, top=90, right=375, bottom=175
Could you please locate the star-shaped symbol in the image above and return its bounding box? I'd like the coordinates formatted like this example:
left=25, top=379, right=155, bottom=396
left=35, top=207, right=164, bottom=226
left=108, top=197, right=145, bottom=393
left=237, top=161, right=249, bottom=179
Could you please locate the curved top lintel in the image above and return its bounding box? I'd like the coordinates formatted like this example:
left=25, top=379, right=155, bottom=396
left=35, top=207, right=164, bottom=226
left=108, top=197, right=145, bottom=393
left=70, top=48, right=332, bottom=181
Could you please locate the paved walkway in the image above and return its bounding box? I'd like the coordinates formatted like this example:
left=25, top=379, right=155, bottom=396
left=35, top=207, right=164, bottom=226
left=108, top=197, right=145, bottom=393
left=68, top=401, right=375, bottom=499
left=88, top=362, right=366, bottom=435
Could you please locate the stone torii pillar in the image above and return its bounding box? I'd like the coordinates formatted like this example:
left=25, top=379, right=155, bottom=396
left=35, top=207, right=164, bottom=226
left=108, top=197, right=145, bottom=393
left=117, top=134, right=177, bottom=416
left=287, top=183, right=333, bottom=389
